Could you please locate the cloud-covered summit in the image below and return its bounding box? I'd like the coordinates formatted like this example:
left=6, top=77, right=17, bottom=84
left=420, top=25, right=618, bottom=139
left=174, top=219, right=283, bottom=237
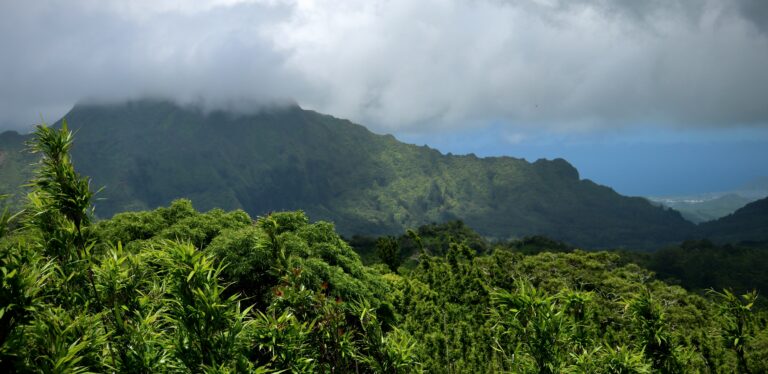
left=2, top=0, right=767, bottom=133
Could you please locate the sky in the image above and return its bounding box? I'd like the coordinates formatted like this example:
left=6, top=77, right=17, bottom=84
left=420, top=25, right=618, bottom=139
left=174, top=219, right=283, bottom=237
left=1, top=0, right=767, bottom=196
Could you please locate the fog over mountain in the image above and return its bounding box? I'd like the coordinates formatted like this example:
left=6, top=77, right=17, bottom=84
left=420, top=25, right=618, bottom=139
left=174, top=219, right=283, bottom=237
left=2, top=0, right=768, bottom=133
left=2, top=0, right=768, bottom=195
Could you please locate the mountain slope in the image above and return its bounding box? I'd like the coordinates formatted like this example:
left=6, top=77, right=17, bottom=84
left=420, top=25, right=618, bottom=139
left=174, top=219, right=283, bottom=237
left=700, top=197, right=768, bottom=244
left=650, top=193, right=757, bottom=223
left=0, top=131, right=36, bottom=212
left=0, top=99, right=694, bottom=248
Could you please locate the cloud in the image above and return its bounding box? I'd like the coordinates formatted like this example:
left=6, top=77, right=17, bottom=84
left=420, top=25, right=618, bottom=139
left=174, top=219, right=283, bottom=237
left=503, top=132, right=527, bottom=145
left=1, top=0, right=767, bottom=134
left=0, top=0, right=298, bottom=129
left=734, top=0, right=768, bottom=34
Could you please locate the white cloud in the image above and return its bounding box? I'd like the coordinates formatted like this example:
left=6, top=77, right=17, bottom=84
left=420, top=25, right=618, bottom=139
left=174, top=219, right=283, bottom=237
left=503, top=132, right=527, bottom=145
left=1, top=0, right=767, bottom=133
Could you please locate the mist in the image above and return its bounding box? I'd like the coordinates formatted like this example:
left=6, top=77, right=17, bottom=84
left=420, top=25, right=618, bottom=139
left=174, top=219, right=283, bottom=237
left=2, top=0, right=768, bottom=135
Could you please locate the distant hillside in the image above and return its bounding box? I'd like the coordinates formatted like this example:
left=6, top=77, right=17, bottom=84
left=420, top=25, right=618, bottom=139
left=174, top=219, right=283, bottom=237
left=650, top=193, right=757, bottom=223
left=0, top=99, right=695, bottom=248
left=0, top=131, right=35, bottom=212
left=700, top=197, right=768, bottom=244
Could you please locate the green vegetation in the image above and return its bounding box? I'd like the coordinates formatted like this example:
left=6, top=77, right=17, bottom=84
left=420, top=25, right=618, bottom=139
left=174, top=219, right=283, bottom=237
left=2, top=120, right=768, bottom=372
left=354, top=223, right=768, bottom=304
left=391, top=244, right=768, bottom=372
left=0, top=124, right=416, bottom=372
left=699, top=197, right=768, bottom=245
left=620, top=240, right=768, bottom=307
left=375, top=236, right=402, bottom=273
left=0, top=99, right=696, bottom=249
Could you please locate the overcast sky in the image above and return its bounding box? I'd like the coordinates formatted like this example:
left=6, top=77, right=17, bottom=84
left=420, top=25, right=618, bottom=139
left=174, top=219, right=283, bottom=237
left=1, top=0, right=767, bottom=195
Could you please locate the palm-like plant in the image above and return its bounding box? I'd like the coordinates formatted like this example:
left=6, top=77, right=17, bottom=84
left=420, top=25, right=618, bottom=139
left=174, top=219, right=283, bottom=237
left=151, top=240, right=255, bottom=372
left=624, top=288, right=682, bottom=373
left=491, top=281, right=569, bottom=373
left=709, top=288, right=758, bottom=374
left=568, top=345, right=651, bottom=374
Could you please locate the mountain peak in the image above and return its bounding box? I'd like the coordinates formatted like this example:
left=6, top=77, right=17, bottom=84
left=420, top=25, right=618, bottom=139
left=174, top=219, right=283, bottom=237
left=533, top=158, right=580, bottom=180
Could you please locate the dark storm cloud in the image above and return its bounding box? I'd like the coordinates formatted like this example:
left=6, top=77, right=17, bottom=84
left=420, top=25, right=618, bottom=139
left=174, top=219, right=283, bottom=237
left=1, top=0, right=767, bottom=134
left=734, top=0, right=768, bottom=34
left=0, top=1, right=301, bottom=130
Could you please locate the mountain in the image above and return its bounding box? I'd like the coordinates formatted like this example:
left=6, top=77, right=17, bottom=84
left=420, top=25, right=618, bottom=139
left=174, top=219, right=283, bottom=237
left=0, top=130, right=36, bottom=212
left=0, top=99, right=695, bottom=248
left=647, top=175, right=768, bottom=224
left=700, top=196, right=768, bottom=244
left=649, top=193, right=757, bottom=223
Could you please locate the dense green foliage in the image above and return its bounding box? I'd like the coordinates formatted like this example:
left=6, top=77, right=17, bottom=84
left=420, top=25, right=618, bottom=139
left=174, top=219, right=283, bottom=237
left=389, top=244, right=768, bottom=372
left=623, top=240, right=768, bottom=304
left=397, top=247, right=766, bottom=373
left=2, top=121, right=768, bottom=373
left=354, top=222, right=768, bottom=306
left=350, top=220, right=489, bottom=267
left=0, top=124, right=416, bottom=372
left=0, top=99, right=697, bottom=249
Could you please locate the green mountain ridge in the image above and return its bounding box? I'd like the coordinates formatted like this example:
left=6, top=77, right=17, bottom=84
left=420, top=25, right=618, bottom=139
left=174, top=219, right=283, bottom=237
left=0, top=99, right=696, bottom=248
left=699, top=196, right=768, bottom=244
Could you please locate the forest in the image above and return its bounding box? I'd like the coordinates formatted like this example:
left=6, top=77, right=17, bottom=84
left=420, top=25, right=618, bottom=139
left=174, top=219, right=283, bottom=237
left=2, top=123, right=768, bottom=373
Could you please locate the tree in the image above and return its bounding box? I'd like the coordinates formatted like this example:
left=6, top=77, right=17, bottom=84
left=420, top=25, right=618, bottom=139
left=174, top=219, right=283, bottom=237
left=376, top=235, right=402, bottom=272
